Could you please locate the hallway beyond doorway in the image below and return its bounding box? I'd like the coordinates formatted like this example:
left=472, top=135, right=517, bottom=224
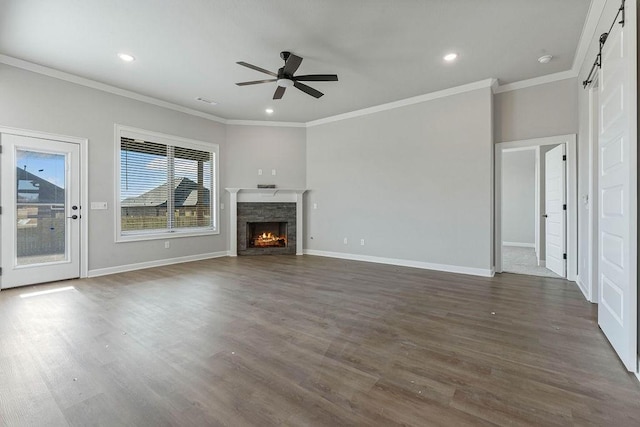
left=502, top=245, right=561, bottom=278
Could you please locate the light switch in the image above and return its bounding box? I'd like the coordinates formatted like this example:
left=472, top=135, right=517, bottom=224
left=91, top=202, right=107, bottom=210
left=271, top=169, right=276, bottom=176
left=258, top=169, right=263, bottom=175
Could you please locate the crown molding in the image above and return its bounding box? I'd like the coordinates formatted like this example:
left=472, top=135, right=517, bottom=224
left=492, top=0, right=607, bottom=95
left=226, top=120, right=306, bottom=128
left=493, top=70, right=577, bottom=94
left=3, top=0, right=609, bottom=132
left=0, top=54, right=228, bottom=124
left=572, top=0, right=608, bottom=74
left=307, top=78, right=497, bottom=127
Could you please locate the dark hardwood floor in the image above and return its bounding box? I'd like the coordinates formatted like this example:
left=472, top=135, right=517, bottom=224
left=1, top=255, right=640, bottom=426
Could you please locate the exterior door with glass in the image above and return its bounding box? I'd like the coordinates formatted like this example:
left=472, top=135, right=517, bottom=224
left=1, top=133, right=81, bottom=289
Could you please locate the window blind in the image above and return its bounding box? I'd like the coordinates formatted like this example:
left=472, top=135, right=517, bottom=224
left=120, top=137, right=215, bottom=235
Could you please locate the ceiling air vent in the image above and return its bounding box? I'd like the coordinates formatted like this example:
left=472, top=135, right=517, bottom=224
left=196, top=97, right=217, bottom=105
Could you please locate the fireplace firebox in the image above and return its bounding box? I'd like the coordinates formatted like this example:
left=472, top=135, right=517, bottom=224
left=247, top=222, right=287, bottom=248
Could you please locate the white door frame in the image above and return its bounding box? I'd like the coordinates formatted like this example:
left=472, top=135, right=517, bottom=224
left=586, top=77, right=599, bottom=303
left=495, top=134, right=577, bottom=282
left=0, top=126, right=88, bottom=286
left=534, top=146, right=541, bottom=265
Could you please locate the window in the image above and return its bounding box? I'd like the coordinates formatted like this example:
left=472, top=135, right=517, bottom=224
left=116, top=126, right=219, bottom=241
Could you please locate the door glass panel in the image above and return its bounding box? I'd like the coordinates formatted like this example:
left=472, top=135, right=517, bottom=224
left=16, top=149, right=67, bottom=266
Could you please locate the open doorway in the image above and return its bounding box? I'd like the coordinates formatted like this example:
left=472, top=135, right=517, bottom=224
left=501, top=146, right=561, bottom=278
left=495, top=135, right=577, bottom=282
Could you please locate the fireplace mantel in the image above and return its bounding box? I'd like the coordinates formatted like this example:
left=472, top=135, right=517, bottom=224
left=225, top=188, right=307, bottom=256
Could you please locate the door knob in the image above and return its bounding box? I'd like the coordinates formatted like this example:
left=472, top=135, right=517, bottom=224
left=542, top=214, right=548, bottom=218
left=67, top=215, right=78, bottom=220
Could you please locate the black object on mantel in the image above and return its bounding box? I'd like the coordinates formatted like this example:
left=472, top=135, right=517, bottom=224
left=257, top=184, right=276, bottom=189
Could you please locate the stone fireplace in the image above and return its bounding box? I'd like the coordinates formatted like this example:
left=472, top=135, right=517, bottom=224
left=237, top=202, right=296, bottom=255
left=225, top=188, right=306, bottom=256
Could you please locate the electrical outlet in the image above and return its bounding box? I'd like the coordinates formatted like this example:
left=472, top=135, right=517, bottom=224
left=271, top=169, right=276, bottom=176
left=360, top=239, right=365, bottom=246
left=313, top=203, right=318, bottom=210
left=258, top=169, right=263, bottom=176
left=221, top=203, right=225, bottom=210
left=343, top=237, right=348, bottom=245
left=164, top=241, right=170, bottom=249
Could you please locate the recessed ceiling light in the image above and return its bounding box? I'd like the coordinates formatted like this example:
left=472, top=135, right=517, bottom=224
left=196, top=97, right=218, bottom=105
left=265, top=108, right=274, bottom=114
left=444, top=53, right=458, bottom=62
left=117, top=53, right=135, bottom=62
left=538, top=55, right=553, bottom=64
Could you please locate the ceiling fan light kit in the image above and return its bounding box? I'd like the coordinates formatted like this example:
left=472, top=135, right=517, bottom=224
left=277, top=78, right=294, bottom=88
left=236, top=51, right=338, bottom=100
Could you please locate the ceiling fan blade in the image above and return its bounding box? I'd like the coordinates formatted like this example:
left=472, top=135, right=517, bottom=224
left=294, top=74, right=338, bottom=82
left=283, top=54, right=303, bottom=75
left=236, top=79, right=277, bottom=86
left=294, top=81, right=323, bottom=98
left=273, top=86, right=286, bottom=99
left=236, top=61, right=277, bottom=77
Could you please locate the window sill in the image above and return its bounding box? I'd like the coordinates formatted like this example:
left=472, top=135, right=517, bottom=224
left=116, top=228, right=220, bottom=243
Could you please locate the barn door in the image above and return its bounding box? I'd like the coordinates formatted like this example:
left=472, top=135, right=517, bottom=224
left=597, top=9, right=637, bottom=371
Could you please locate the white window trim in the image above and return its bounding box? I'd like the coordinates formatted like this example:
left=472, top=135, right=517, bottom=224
left=114, top=124, right=220, bottom=242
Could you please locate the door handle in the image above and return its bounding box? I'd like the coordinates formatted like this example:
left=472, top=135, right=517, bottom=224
left=542, top=214, right=548, bottom=218
left=67, top=215, right=79, bottom=220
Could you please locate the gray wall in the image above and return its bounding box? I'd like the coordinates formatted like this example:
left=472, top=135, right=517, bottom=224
left=494, top=78, right=578, bottom=142
left=0, top=64, right=227, bottom=271
left=305, top=88, right=494, bottom=272
left=0, top=58, right=585, bottom=279
left=225, top=125, right=306, bottom=188
left=0, top=64, right=305, bottom=272
left=502, top=150, right=535, bottom=245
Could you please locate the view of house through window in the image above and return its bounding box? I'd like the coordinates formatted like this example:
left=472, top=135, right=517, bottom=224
left=119, top=134, right=217, bottom=236
left=16, top=149, right=67, bottom=265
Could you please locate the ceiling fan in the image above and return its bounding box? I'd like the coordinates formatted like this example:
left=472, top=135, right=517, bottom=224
left=236, top=51, right=338, bottom=99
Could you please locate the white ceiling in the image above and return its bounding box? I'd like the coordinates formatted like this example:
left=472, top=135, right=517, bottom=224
left=0, top=0, right=591, bottom=123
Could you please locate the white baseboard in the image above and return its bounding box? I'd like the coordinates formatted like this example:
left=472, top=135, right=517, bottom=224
left=303, top=250, right=494, bottom=277
left=502, top=241, right=535, bottom=248
left=575, top=275, right=592, bottom=302
left=88, top=251, right=228, bottom=278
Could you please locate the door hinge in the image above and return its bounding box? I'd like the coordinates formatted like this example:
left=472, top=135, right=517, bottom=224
left=563, top=204, right=567, bottom=211
left=563, top=253, right=567, bottom=260
left=0, top=206, right=2, bottom=214
left=562, top=155, right=566, bottom=161
left=0, top=267, right=3, bottom=276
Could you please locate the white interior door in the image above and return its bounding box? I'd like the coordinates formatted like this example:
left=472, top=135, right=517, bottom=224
left=544, top=144, right=566, bottom=277
left=1, top=133, right=81, bottom=289
left=597, top=16, right=637, bottom=371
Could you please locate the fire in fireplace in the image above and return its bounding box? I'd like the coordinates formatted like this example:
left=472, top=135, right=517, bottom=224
left=247, top=222, right=287, bottom=248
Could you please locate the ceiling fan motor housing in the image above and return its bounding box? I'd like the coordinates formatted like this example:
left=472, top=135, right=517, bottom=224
left=280, top=51, right=291, bottom=61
